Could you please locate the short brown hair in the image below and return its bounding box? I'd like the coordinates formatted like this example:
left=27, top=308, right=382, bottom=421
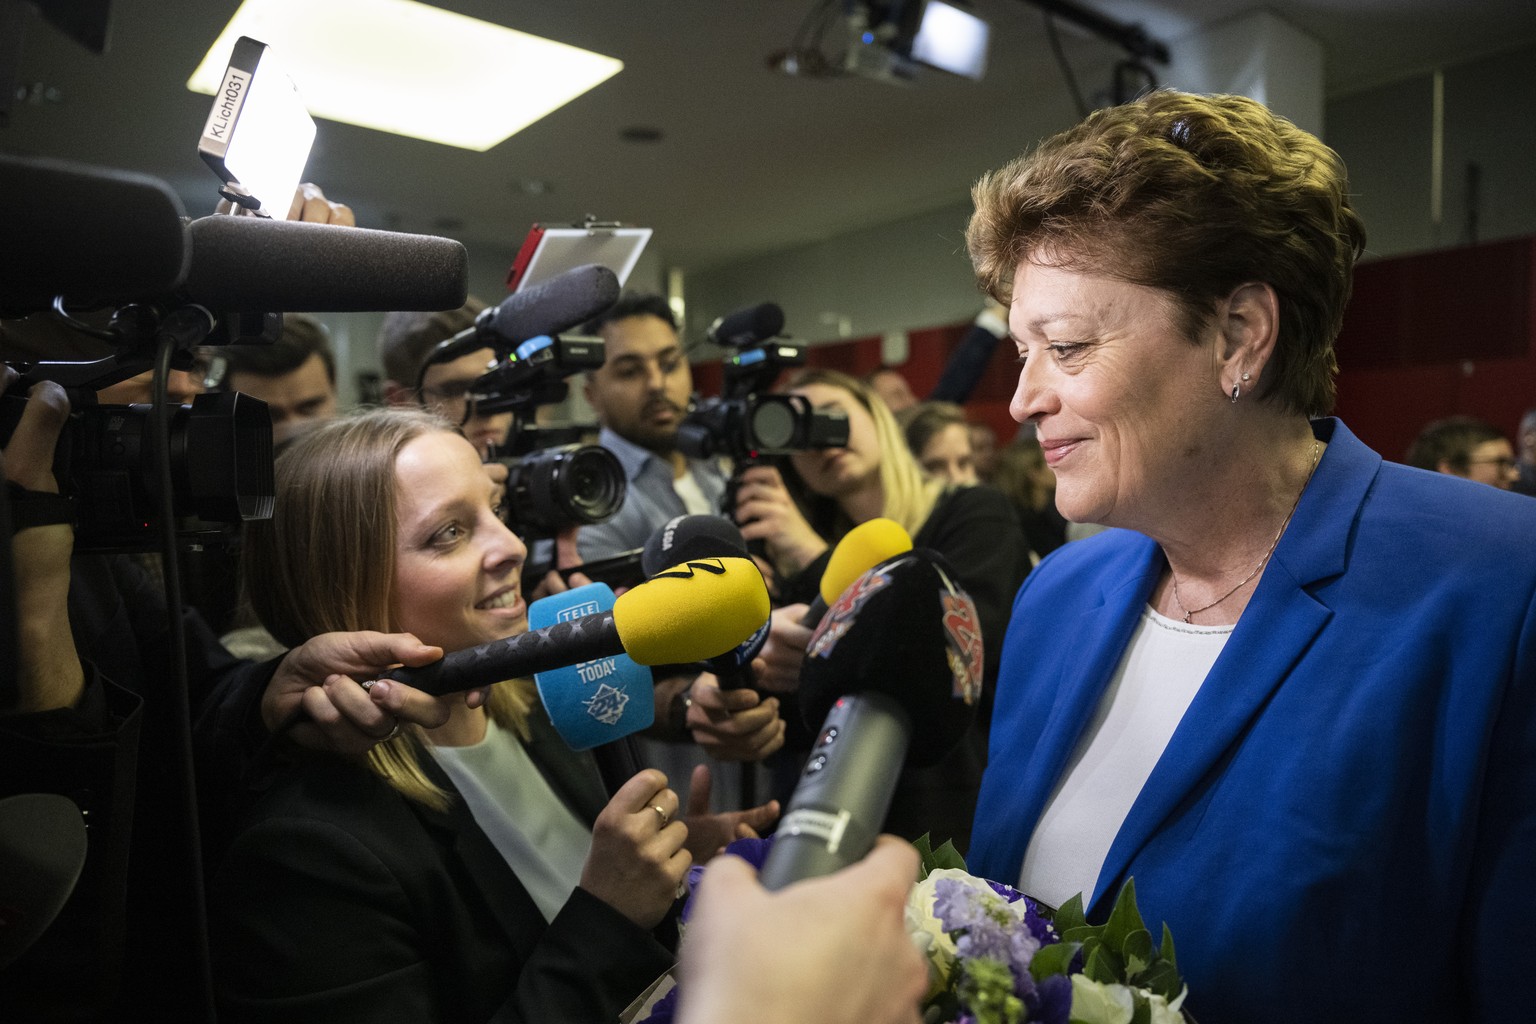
left=967, top=89, right=1366, bottom=417
left=376, top=297, right=487, bottom=385
left=1405, top=415, right=1506, bottom=473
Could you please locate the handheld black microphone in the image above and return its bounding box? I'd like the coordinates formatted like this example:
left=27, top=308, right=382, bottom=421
left=640, top=513, right=760, bottom=688
left=757, top=549, right=982, bottom=890
left=384, top=556, right=770, bottom=696
left=1, top=154, right=190, bottom=315
left=180, top=215, right=469, bottom=312
left=707, top=302, right=784, bottom=348
left=640, top=513, right=748, bottom=575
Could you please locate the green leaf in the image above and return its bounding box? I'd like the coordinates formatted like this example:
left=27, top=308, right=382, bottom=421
left=1121, top=928, right=1153, bottom=978
left=1053, top=892, right=1089, bottom=935
left=931, top=838, right=968, bottom=872
left=1062, top=925, right=1100, bottom=944
left=1028, top=939, right=1079, bottom=982
left=1083, top=944, right=1123, bottom=985
left=911, top=833, right=968, bottom=881
left=1129, top=994, right=1152, bottom=1024
left=1137, top=960, right=1184, bottom=1002
left=1101, top=879, right=1148, bottom=953
left=1160, top=923, right=1178, bottom=972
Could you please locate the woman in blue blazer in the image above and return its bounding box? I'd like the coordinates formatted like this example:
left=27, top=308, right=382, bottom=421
left=963, top=90, right=1536, bottom=1022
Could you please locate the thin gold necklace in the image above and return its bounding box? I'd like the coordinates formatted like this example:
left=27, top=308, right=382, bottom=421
left=1169, top=439, right=1322, bottom=625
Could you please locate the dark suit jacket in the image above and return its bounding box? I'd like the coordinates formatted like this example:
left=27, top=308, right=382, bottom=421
left=971, top=419, right=1536, bottom=1022
left=208, top=708, right=673, bottom=1024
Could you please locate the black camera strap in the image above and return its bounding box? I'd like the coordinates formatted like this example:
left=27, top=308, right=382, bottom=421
left=3, top=481, right=75, bottom=534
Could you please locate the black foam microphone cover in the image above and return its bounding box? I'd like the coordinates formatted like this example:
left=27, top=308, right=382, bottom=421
left=478, top=263, right=620, bottom=346
left=641, top=513, right=748, bottom=577
left=707, top=302, right=784, bottom=347
left=181, top=215, right=469, bottom=312
left=0, top=154, right=189, bottom=315
left=798, top=548, right=982, bottom=768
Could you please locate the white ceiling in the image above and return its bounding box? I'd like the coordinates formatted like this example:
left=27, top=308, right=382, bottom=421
left=6, top=0, right=1536, bottom=275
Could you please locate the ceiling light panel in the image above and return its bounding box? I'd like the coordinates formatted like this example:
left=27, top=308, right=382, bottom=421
left=188, top=0, right=623, bottom=151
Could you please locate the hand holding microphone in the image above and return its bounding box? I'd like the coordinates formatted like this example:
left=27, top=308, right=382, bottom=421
left=383, top=555, right=771, bottom=696
left=758, top=548, right=983, bottom=890
left=751, top=517, right=915, bottom=693
left=639, top=514, right=785, bottom=760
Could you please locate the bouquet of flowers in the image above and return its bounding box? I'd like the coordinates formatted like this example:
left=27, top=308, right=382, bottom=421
left=907, top=835, right=1188, bottom=1024
left=632, top=835, right=1188, bottom=1024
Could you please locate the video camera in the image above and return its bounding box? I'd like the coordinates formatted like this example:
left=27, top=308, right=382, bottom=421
left=472, top=333, right=627, bottom=539
left=0, top=156, right=280, bottom=552
left=677, top=302, right=849, bottom=491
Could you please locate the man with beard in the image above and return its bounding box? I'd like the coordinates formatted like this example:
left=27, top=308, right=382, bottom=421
left=578, top=292, right=730, bottom=559
left=578, top=293, right=784, bottom=810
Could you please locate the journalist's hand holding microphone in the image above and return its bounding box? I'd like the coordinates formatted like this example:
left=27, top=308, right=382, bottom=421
left=683, top=672, right=786, bottom=760
left=580, top=769, right=692, bottom=930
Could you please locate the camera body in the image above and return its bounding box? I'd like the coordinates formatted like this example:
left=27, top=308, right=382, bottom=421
left=677, top=340, right=850, bottom=464
left=474, top=334, right=626, bottom=539
left=1, top=302, right=275, bottom=553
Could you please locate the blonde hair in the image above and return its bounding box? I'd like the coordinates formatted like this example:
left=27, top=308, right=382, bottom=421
left=242, top=407, right=535, bottom=811
left=780, top=367, right=942, bottom=540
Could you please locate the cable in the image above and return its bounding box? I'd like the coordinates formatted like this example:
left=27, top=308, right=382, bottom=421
left=148, top=311, right=216, bottom=1019
left=1042, top=11, right=1089, bottom=119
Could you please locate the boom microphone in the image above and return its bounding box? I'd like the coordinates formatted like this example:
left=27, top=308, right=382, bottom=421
left=707, top=302, right=784, bottom=348
left=181, top=215, right=469, bottom=312
left=799, top=517, right=913, bottom=628
left=758, top=549, right=982, bottom=889
left=1, top=154, right=190, bottom=315
left=479, top=263, right=619, bottom=346
left=385, top=555, right=770, bottom=696
left=425, top=263, right=621, bottom=368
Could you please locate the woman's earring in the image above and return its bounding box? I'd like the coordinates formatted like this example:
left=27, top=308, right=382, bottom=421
left=1230, top=382, right=1241, bottom=404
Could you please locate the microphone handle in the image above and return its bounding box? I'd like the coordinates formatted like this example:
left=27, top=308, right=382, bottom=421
left=383, top=610, right=620, bottom=696
left=798, top=593, right=829, bottom=629
left=758, top=691, right=911, bottom=891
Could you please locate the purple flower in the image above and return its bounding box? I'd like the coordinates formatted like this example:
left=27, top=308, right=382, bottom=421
left=1026, top=973, right=1073, bottom=1024
left=680, top=834, right=776, bottom=927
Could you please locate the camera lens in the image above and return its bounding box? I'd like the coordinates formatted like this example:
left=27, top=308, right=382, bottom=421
left=504, top=443, right=626, bottom=536
left=557, top=445, right=625, bottom=524
left=747, top=396, right=800, bottom=451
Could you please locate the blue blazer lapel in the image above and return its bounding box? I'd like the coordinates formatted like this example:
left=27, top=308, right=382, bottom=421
left=978, top=542, right=1164, bottom=882
left=1089, top=419, right=1376, bottom=915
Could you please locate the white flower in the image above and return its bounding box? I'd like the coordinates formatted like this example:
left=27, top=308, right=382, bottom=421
left=906, top=869, right=965, bottom=996
left=1069, top=976, right=1135, bottom=1024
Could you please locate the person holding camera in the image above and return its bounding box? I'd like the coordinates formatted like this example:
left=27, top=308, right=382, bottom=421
left=0, top=363, right=468, bottom=1020
left=380, top=298, right=516, bottom=457
left=731, top=367, right=1031, bottom=854
left=578, top=292, right=787, bottom=810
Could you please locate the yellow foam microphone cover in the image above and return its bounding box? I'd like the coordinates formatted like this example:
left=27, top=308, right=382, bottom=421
left=819, top=517, right=913, bottom=606
left=612, top=555, right=771, bottom=665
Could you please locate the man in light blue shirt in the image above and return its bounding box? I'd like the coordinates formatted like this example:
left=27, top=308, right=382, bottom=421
left=578, top=303, right=728, bottom=552
left=578, top=293, right=783, bottom=812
